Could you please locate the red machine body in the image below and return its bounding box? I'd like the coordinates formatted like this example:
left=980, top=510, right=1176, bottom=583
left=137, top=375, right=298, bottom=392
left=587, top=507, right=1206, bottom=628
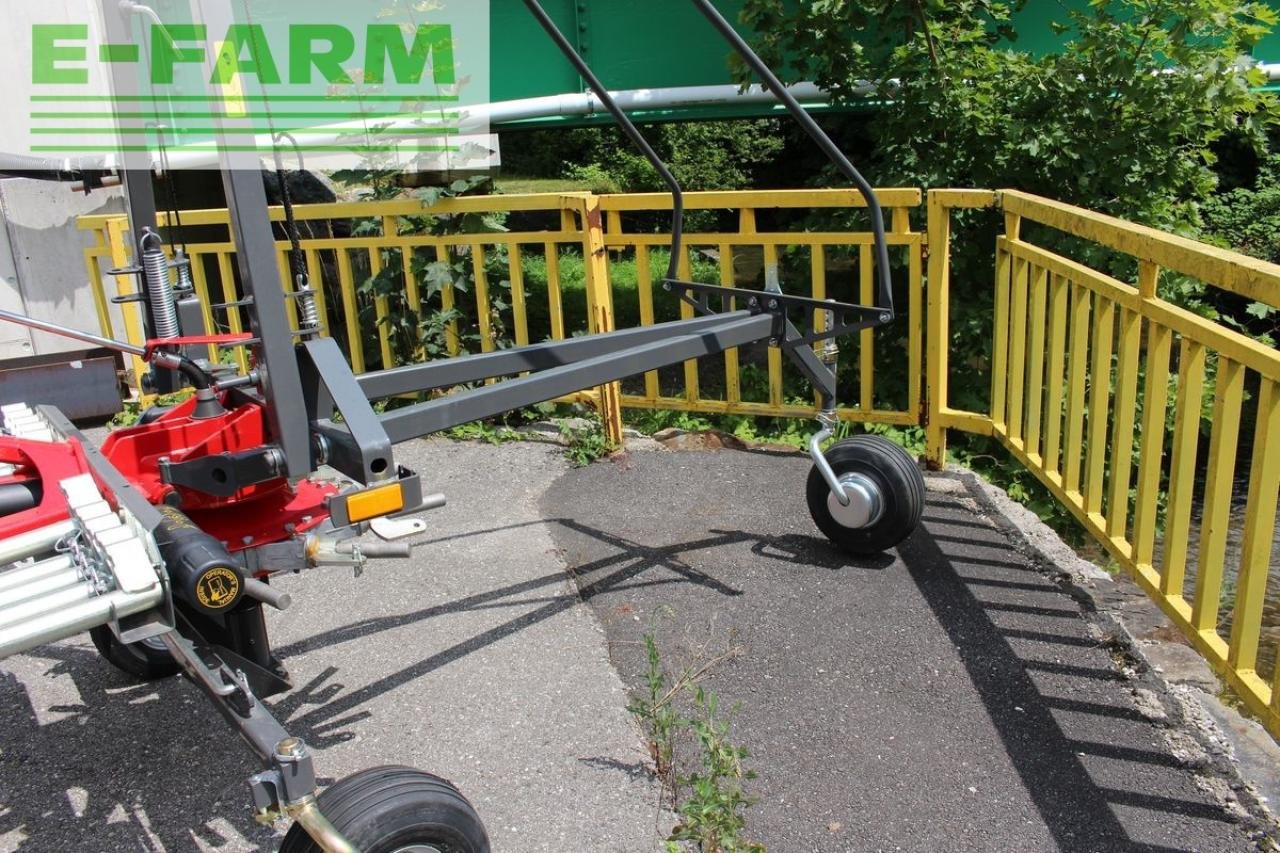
left=99, top=396, right=336, bottom=553
left=0, top=436, right=92, bottom=536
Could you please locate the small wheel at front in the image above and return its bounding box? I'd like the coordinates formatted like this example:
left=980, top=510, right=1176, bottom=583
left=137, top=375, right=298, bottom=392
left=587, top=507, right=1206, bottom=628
left=89, top=625, right=181, bottom=681
left=278, top=766, right=490, bottom=853
left=806, top=435, right=925, bottom=555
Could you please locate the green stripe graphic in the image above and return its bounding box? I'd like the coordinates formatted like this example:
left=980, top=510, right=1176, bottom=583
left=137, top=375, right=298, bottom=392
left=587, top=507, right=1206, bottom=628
left=30, top=95, right=462, bottom=103
left=31, top=111, right=462, bottom=120
left=30, top=144, right=461, bottom=153
left=31, top=127, right=462, bottom=135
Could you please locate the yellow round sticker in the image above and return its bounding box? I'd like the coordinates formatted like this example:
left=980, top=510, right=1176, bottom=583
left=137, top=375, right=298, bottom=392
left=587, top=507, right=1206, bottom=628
left=196, top=567, right=241, bottom=610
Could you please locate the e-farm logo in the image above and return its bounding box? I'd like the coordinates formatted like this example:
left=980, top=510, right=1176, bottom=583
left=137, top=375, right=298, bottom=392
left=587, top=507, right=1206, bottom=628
left=32, top=23, right=456, bottom=88
left=22, top=13, right=481, bottom=163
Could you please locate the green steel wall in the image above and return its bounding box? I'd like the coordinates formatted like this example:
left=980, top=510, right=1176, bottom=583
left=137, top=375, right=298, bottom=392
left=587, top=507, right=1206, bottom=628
left=491, top=0, right=1280, bottom=119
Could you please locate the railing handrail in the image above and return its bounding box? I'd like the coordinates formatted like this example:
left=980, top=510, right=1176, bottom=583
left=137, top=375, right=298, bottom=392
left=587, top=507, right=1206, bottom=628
left=76, top=192, right=596, bottom=230
left=598, top=187, right=922, bottom=211
left=1002, top=189, right=1280, bottom=309
left=77, top=185, right=1280, bottom=738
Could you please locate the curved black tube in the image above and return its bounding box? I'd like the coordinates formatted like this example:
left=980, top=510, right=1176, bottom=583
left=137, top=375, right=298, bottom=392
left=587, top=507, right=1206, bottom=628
left=521, top=0, right=685, bottom=282
left=174, top=356, right=214, bottom=391
left=688, top=0, right=894, bottom=317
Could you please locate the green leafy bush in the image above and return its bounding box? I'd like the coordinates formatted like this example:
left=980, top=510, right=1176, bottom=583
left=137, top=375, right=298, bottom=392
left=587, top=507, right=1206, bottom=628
left=503, top=120, right=786, bottom=194
left=734, top=0, right=1277, bottom=534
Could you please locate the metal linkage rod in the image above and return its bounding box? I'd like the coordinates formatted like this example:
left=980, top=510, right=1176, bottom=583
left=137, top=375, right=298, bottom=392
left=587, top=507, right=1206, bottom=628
left=688, top=0, right=896, bottom=317
left=357, top=312, right=744, bottom=400
left=521, top=0, right=685, bottom=281
left=0, top=309, right=147, bottom=356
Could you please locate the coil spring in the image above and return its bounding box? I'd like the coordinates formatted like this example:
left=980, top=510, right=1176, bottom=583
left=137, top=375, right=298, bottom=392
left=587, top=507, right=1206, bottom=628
left=818, top=304, right=839, bottom=365
left=140, top=231, right=179, bottom=339
left=296, top=274, right=320, bottom=331
left=174, top=250, right=194, bottom=294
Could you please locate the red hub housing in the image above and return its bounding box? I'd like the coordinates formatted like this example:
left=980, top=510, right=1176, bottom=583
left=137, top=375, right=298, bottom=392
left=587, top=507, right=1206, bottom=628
left=99, top=396, right=335, bottom=552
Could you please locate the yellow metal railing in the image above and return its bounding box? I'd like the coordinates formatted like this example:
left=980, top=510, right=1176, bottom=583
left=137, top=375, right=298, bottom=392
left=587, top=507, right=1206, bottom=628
left=928, top=189, right=1280, bottom=735
left=79, top=192, right=625, bottom=439
left=79, top=187, right=1280, bottom=736
left=598, top=189, right=924, bottom=425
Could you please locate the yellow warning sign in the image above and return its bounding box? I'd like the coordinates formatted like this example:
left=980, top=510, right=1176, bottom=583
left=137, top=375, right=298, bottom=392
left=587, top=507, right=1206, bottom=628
left=196, top=566, right=241, bottom=610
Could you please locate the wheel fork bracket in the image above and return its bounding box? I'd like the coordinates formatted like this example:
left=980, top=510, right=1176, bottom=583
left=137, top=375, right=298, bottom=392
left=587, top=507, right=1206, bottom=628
left=808, top=411, right=886, bottom=529
left=159, top=629, right=357, bottom=852
left=809, top=412, right=850, bottom=507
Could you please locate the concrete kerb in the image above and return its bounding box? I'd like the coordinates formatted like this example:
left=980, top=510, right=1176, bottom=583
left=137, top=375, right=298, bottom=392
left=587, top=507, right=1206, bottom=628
left=950, top=464, right=1280, bottom=841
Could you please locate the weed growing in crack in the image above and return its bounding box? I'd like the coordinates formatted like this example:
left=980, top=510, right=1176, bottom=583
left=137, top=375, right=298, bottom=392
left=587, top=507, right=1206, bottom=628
left=666, top=687, right=763, bottom=853
left=629, top=631, right=763, bottom=853
left=561, top=416, right=612, bottom=467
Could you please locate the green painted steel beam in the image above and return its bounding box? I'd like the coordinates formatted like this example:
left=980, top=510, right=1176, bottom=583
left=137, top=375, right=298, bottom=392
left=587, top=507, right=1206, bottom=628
left=492, top=0, right=1280, bottom=129
left=492, top=0, right=752, bottom=102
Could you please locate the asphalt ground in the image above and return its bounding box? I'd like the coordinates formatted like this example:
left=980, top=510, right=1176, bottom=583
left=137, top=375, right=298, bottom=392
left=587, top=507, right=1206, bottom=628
left=0, top=437, right=1261, bottom=852
left=0, top=439, right=664, bottom=853
left=542, top=445, right=1260, bottom=853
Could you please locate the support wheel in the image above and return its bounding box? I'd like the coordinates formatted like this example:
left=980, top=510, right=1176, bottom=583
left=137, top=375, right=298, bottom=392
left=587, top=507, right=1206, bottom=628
left=278, top=766, right=490, bottom=853
left=806, top=435, right=925, bottom=555
left=89, top=626, right=181, bottom=680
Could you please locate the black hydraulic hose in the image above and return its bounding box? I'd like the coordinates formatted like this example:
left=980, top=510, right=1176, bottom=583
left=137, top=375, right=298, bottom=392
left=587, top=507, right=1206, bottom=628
left=174, top=356, right=214, bottom=390
left=521, top=0, right=685, bottom=282
left=272, top=135, right=307, bottom=283
left=689, top=0, right=895, bottom=317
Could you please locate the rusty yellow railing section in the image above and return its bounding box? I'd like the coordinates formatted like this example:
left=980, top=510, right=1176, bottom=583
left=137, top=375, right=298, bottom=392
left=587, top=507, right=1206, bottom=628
left=927, top=188, right=1280, bottom=735
left=598, top=189, right=924, bottom=425
left=78, top=192, right=623, bottom=439
left=80, top=187, right=1280, bottom=738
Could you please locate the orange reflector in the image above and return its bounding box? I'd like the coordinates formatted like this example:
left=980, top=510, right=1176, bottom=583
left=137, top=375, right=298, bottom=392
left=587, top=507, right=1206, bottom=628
left=345, top=483, right=405, bottom=523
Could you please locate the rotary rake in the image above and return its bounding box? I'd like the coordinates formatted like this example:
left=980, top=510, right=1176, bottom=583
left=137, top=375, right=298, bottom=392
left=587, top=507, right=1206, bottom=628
left=0, top=1, right=925, bottom=849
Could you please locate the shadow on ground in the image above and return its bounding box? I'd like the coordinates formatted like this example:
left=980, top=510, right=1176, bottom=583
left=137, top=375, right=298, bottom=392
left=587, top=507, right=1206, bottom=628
left=0, top=446, right=1258, bottom=852
left=542, top=450, right=1257, bottom=852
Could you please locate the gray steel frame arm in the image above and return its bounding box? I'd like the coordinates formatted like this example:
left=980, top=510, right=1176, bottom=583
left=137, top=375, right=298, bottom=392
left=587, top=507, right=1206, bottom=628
left=347, top=312, right=774, bottom=446
left=378, top=313, right=773, bottom=442
left=356, top=312, right=753, bottom=400
left=313, top=302, right=849, bottom=483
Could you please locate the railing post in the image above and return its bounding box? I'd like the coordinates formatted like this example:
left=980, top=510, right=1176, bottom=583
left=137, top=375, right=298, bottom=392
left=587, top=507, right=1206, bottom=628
left=105, top=217, right=150, bottom=396
left=579, top=195, right=625, bottom=447
left=924, top=191, right=951, bottom=469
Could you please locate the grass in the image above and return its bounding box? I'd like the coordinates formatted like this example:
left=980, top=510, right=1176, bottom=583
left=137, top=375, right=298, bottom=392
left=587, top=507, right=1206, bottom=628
left=519, top=248, right=721, bottom=337
left=560, top=416, right=612, bottom=467
left=495, top=174, right=595, bottom=195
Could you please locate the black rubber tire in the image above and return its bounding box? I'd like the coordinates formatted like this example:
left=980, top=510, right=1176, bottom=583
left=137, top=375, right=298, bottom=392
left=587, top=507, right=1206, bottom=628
left=88, top=625, right=181, bottom=680
left=278, top=766, right=490, bottom=853
left=806, top=435, right=925, bottom=555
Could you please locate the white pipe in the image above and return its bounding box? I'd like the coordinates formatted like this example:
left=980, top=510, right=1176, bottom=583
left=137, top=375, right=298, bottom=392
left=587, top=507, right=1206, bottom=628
left=468, top=81, right=835, bottom=128
left=154, top=82, right=835, bottom=171
left=15, top=60, right=1280, bottom=174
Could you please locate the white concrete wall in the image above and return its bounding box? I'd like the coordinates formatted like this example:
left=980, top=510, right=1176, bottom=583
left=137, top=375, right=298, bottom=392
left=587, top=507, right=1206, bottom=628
left=0, top=180, right=126, bottom=359
left=0, top=2, right=125, bottom=360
